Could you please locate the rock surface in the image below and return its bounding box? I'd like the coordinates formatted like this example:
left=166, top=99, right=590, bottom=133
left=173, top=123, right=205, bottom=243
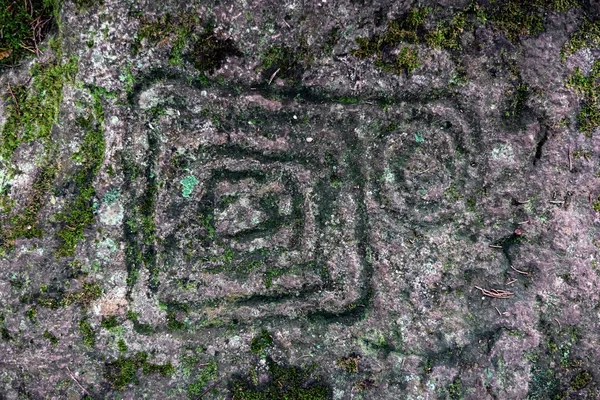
left=1, top=0, right=600, bottom=398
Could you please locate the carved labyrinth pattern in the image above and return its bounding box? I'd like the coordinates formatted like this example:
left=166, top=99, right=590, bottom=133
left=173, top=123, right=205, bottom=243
left=372, top=103, right=480, bottom=228
left=127, top=80, right=370, bottom=325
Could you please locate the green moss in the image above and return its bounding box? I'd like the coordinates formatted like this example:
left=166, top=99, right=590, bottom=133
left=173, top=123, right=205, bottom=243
left=55, top=86, right=106, bottom=256
left=231, top=358, right=328, bottom=399
left=117, top=338, right=128, bottom=352
left=336, top=356, right=359, bottom=374
left=250, top=329, right=273, bottom=355
left=566, top=60, right=600, bottom=135
left=425, top=12, right=467, bottom=50
left=136, top=13, right=197, bottom=62
left=101, top=315, right=119, bottom=330
left=259, top=43, right=311, bottom=84
left=378, top=46, right=421, bottom=74
left=25, top=306, right=37, bottom=321
left=105, top=352, right=175, bottom=390
left=137, top=14, right=238, bottom=71
left=0, top=57, right=78, bottom=161
left=489, top=0, right=579, bottom=43
left=562, top=19, right=600, bottom=58
left=0, top=0, right=58, bottom=67
left=0, top=157, right=58, bottom=247
left=505, top=82, right=530, bottom=119
left=42, top=329, right=59, bottom=345
left=73, top=0, right=103, bottom=10
left=78, top=318, right=95, bottom=347
left=37, top=281, right=102, bottom=309
left=322, top=27, right=340, bottom=55
left=571, top=371, right=592, bottom=390
left=447, top=377, right=463, bottom=400
left=354, top=0, right=579, bottom=76
left=352, top=7, right=430, bottom=65
left=186, top=360, right=217, bottom=397
left=142, top=360, right=175, bottom=376
left=0, top=313, right=11, bottom=341
left=119, top=63, right=136, bottom=94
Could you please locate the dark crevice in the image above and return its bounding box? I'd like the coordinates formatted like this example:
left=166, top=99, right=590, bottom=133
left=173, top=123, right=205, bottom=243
left=533, top=124, right=548, bottom=165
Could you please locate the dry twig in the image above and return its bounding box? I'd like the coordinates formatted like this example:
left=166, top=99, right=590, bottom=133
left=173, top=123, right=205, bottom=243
left=66, top=367, right=92, bottom=398
left=510, top=265, right=530, bottom=276
left=6, top=83, right=21, bottom=115
left=268, top=68, right=280, bottom=85
left=474, top=285, right=513, bottom=299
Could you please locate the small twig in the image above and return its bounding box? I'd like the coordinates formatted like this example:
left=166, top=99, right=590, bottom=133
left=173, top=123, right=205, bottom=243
left=568, top=145, right=572, bottom=171
left=282, top=19, right=291, bottom=29
left=548, top=200, right=564, bottom=205
left=489, top=244, right=503, bottom=249
left=506, top=278, right=517, bottom=285
left=510, top=265, right=530, bottom=276
left=494, top=306, right=502, bottom=315
left=554, top=318, right=561, bottom=329
left=474, top=285, right=513, bottom=299
left=66, top=367, right=92, bottom=398
left=6, top=83, right=21, bottom=115
left=268, top=68, right=280, bottom=85
left=517, top=220, right=529, bottom=225
left=199, top=379, right=223, bottom=399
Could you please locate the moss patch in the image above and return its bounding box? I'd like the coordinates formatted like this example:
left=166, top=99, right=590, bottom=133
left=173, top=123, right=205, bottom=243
left=36, top=281, right=102, bottom=309
left=0, top=0, right=57, bottom=67
left=566, top=60, right=600, bottom=135
left=259, top=44, right=310, bottom=84
left=42, top=329, right=59, bottom=345
left=1, top=160, right=58, bottom=246
left=250, top=329, right=273, bottom=355
left=1, top=57, right=78, bottom=161
left=105, top=352, right=175, bottom=390
left=137, top=14, right=239, bottom=71
left=488, top=0, right=579, bottom=42
left=353, top=1, right=580, bottom=75
left=230, top=358, right=328, bottom=399
left=186, top=359, right=218, bottom=398
left=336, top=355, right=360, bottom=374
left=78, top=318, right=95, bottom=347
left=571, top=371, right=593, bottom=390
left=55, top=87, right=106, bottom=256
left=101, top=315, right=119, bottom=330
left=562, top=19, right=600, bottom=58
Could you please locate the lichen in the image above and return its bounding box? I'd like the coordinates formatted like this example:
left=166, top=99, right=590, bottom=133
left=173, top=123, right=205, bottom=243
left=180, top=174, right=199, bottom=198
